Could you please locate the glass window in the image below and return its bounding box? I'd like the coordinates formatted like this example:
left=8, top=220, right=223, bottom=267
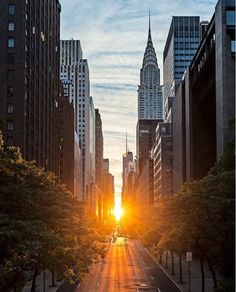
left=7, top=121, right=13, bottom=130
left=8, top=21, right=15, bottom=31
left=8, top=38, right=14, bottom=48
left=231, top=40, right=236, bottom=53
left=7, top=104, right=14, bottom=113
left=226, top=11, right=235, bottom=26
left=7, top=87, right=14, bottom=97
left=8, top=5, right=15, bottom=15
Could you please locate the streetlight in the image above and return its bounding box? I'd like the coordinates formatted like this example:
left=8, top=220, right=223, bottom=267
left=186, top=251, right=192, bottom=292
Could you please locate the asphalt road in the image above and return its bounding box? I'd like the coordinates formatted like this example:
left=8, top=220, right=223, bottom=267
left=70, top=237, right=182, bottom=292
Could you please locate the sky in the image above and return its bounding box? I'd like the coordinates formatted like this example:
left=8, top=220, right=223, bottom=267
left=60, top=0, right=217, bottom=198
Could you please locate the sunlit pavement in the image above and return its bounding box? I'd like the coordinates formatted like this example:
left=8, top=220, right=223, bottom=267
left=74, top=237, right=182, bottom=292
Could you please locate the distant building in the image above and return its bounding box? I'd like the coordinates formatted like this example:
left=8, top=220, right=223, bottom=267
left=0, top=0, right=61, bottom=175
left=152, top=123, right=173, bottom=203
left=95, top=109, right=104, bottom=220
left=95, top=109, right=103, bottom=188
left=122, top=150, right=134, bottom=208
left=172, top=0, right=235, bottom=192
left=88, top=96, right=96, bottom=208
left=135, top=158, right=154, bottom=211
left=163, top=16, right=201, bottom=121
left=138, top=15, right=163, bottom=120
left=136, top=119, right=163, bottom=175
left=102, top=159, right=115, bottom=221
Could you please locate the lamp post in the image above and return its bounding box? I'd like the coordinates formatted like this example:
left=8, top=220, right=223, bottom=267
left=186, top=251, right=192, bottom=292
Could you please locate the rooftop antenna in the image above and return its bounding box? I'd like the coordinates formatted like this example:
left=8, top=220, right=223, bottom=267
left=149, top=10, right=151, bottom=32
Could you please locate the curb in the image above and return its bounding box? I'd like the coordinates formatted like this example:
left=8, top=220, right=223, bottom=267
left=144, top=248, right=183, bottom=292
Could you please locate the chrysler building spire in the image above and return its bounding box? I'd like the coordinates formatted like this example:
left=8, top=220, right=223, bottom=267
left=138, top=13, right=163, bottom=120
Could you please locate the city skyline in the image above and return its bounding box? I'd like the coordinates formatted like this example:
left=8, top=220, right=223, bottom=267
left=60, top=0, right=217, bottom=195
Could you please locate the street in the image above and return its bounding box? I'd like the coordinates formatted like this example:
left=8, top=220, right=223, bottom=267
left=72, top=237, right=181, bottom=292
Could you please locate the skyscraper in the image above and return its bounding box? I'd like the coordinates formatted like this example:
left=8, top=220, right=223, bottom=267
left=60, top=40, right=94, bottom=201
left=138, top=15, right=163, bottom=120
left=0, top=0, right=61, bottom=174
left=163, top=16, right=200, bottom=120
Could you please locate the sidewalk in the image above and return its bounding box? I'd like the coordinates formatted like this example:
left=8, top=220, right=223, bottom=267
left=22, top=270, right=63, bottom=292
left=150, top=249, right=215, bottom=292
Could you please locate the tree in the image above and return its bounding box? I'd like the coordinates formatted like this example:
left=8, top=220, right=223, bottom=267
left=0, top=133, right=105, bottom=291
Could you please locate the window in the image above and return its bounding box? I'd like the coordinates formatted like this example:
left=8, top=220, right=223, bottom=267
left=7, top=87, right=14, bottom=97
left=8, top=21, right=15, bottom=31
left=7, top=121, right=13, bottom=130
left=8, top=5, right=15, bottom=15
left=226, top=11, right=235, bottom=26
left=7, top=53, right=14, bottom=64
left=7, top=70, right=14, bottom=81
left=231, top=40, right=236, bottom=53
left=8, top=38, right=14, bottom=48
left=7, top=104, right=14, bottom=113
left=6, top=136, right=13, bottom=146
left=161, top=127, right=166, bottom=133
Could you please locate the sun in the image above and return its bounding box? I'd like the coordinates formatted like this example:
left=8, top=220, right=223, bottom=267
left=114, top=205, right=123, bottom=221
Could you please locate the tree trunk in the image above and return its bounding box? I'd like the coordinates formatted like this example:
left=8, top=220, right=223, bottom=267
left=159, top=253, right=163, bottom=264
left=171, top=251, right=175, bottom=275
left=179, top=253, right=183, bottom=283
left=200, top=253, right=205, bottom=292
left=207, top=258, right=218, bottom=288
left=165, top=251, right=168, bottom=269
left=31, top=267, right=38, bottom=292
left=51, top=269, right=55, bottom=287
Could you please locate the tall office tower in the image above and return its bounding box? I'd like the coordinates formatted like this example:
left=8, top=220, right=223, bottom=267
left=60, top=40, right=93, bottom=201
left=95, top=109, right=104, bottom=188
left=138, top=15, right=163, bottom=120
left=163, top=16, right=200, bottom=121
left=0, top=0, right=61, bottom=174
left=60, top=40, right=83, bottom=131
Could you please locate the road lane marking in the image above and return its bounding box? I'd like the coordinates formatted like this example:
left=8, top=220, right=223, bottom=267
left=150, top=275, right=154, bottom=280
left=158, top=288, right=162, bottom=292
left=144, top=248, right=183, bottom=292
left=133, top=275, right=136, bottom=279
left=77, top=283, right=80, bottom=288
left=96, top=282, right=100, bottom=287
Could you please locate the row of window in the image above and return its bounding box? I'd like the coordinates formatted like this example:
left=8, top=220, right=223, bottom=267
left=6, top=5, right=15, bottom=139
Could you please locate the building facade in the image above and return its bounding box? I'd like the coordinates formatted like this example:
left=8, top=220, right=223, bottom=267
left=95, top=109, right=104, bottom=220
left=136, top=119, right=163, bottom=175
left=59, top=86, right=74, bottom=194
left=102, top=159, right=115, bottom=222
left=152, top=123, right=173, bottom=203
left=172, top=0, right=235, bottom=192
left=60, top=40, right=94, bottom=202
left=138, top=16, right=163, bottom=120
left=0, top=0, right=61, bottom=174
left=163, top=16, right=200, bottom=120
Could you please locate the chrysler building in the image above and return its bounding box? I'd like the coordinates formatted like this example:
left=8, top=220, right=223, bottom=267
left=138, top=15, right=163, bottom=120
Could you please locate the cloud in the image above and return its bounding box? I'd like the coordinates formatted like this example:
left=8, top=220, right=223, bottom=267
left=60, top=0, right=217, bottom=195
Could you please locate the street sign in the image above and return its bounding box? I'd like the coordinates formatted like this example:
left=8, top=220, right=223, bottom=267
left=186, top=252, right=192, bottom=262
